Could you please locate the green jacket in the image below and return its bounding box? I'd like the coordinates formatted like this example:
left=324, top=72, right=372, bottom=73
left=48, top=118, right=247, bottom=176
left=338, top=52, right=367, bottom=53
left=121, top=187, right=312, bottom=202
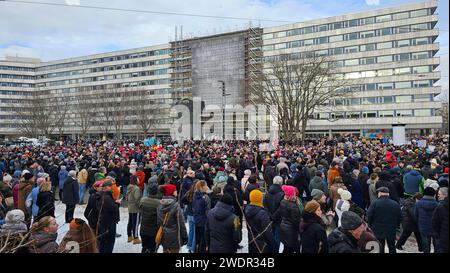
left=309, top=176, right=329, bottom=196
left=139, top=195, right=160, bottom=236
left=126, top=184, right=143, bottom=214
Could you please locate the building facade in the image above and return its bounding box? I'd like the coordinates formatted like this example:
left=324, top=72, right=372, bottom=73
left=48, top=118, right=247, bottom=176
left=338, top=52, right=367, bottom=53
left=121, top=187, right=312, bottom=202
left=0, top=0, right=443, bottom=139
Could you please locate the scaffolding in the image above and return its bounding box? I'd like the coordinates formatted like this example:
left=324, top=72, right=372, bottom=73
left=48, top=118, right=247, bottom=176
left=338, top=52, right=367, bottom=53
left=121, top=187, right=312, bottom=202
left=170, top=26, right=192, bottom=103
left=244, top=26, right=263, bottom=105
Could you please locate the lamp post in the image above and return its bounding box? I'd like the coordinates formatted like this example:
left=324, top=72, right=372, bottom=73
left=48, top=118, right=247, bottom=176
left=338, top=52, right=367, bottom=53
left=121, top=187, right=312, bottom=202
left=218, top=80, right=231, bottom=144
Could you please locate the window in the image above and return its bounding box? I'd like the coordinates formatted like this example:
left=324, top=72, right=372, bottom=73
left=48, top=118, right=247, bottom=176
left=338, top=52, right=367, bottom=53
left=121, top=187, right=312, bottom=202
left=287, top=29, right=300, bottom=36
left=411, top=23, right=429, bottom=31
left=415, top=109, right=432, bottom=116
left=318, top=25, right=328, bottom=32
left=362, top=71, right=376, bottom=78
left=331, top=47, right=343, bottom=55
left=379, top=28, right=392, bottom=36
left=394, top=12, right=409, bottom=20
left=360, top=30, right=375, bottom=38
left=345, top=46, right=358, bottom=53
left=396, top=110, right=413, bottom=117
left=396, top=95, right=412, bottom=103
left=347, top=112, right=361, bottom=118
left=262, top=33, right=274, bottom=39
left=395, top=67, right=411, bottom=75
left=345, top=59, right=359, bottom=66
left=413, top=80, right=431, bottom=88
left=379, top=110, right=395, bottom=117
left=378, top=41, right=392, bottom=49
left=318, top=113, right=329, bottom=119
left=360, top=57, right=376, bottom=65
left=396, top=53, right=410, bottom=62
left=317, top=37, right=328, bottom=44
left=315, top=49, right=328, bottom=56
left=395, top=81, right=412, bottom=89
left=412, top=52, right=429, bottom=60
left=376, top=14, right=392, bottom=23
left=345, top=33, right=359, bottom=40
left=361, top=97, right=377, bottom=104
left=394, top=26, right=410, bottom=34
left=378, top=69, right=393, bottom=77
left=275, top=31, right=286, bottom=38
left=413, top=37, right=429, bottom=45
left=366, top=83, right=377, bottom=91
left=332, top=22, right=342, bottom=29
left=397, top=39, right=411, bottom=47
left=382, top=96, right=394, bottom=103
left=378, top=82, right=394, bottom=90
left=410, top=9, right=428, bottom=18
left=414, top=94, right=432, bottom=102
left=289, top=41, right=301, bottom=48
left=263, top=45, right=274, bottom=51
left=347, top=98, right=361, bottom=105
left=303, top=27, right=313, bottom=34
left=331, top=112, right=345, bottom=119
left=413, top=66, right=430, bottom=74
left=334, top=60, right=344, bottom=67
left=329, top=35, right=343, bottom=43
left=361, top=17, right=375, bottom=25
left=362, top=111, right=377, bottom=118
left=348, top=19, right=359, bottom=27
left=346, top=72, right=361, bottom=79
left=274, top=43, right=286, bottom=49
left=377, top=55, right=393, bottom=63
left=304, top=39, right=314, bottom=46
left=360, top=43, right=376, bottom=52
left=335, top=99, right=344, bottom=106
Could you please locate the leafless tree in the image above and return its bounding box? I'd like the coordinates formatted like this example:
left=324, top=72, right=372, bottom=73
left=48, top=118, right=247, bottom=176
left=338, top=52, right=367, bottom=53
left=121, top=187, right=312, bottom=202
left=110, top=88, right=131, bottom=139
left=134, top=89, right=154, bottom=139
left=96, top=91, right=113, bottom=139
left=253, top=54, right=349, bottom=142
left=50, top=96, right=70, bottom=138
left=74, top=88, right=97, bottom=139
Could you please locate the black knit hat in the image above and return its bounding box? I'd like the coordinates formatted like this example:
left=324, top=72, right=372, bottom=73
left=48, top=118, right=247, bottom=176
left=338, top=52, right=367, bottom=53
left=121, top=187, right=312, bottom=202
left=423, top=187, right=436, bottom=197
left=220, top=193, right=234, bottom=206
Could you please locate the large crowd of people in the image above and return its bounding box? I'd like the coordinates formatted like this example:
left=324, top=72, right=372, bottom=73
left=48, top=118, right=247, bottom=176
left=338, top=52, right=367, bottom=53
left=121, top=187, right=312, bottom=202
left=0, top=135, right=448, bottom=253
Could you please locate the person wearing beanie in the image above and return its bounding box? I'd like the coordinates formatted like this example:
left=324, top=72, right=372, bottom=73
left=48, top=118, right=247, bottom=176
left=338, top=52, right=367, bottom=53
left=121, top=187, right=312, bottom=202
left=327, top=211, right=364, bottom=253
left=62, top=168, right=79, bottom=224
left=205, top=193, right=242, bottom=253
left=335, top=188, right=351, bottom=228
left=300, top=200, right=328, bottom=253
left=263, top=175, right=285, bottom=250
left=0, top=175, right=13, bottom=207
left=415, top=186, right=439, bottom=253
left=157, top=181, right=188, bottom=253
left=96, top=179, right=120, bottom=253
left=0, top=209, right=28, bottom=236
left=278, top=185, right=301, bottom=253
left=358, top=166, right=370, bottom=210
left=396, top=193, right=424, bottom=252
left=244, top=189, right=277, bottom=253
left=138, top=179, right=161, bottom=253
left=243, top=175, right=260, bottom=204
left=58, top=165, right=68, bottom=201
left=222, top=176, right=244, bottom=229
left=58, top=218, right=98, bottom=253
left=366, top=186, right=401, bottom=253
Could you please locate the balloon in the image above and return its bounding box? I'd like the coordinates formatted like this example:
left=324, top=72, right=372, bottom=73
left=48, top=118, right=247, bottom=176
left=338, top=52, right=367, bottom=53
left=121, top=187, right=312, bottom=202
left=149, top=138, right=155, bottom=145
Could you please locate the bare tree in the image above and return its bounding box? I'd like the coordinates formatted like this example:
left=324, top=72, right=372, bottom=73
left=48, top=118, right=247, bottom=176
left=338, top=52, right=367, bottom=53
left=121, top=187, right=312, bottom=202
left=50, top=96, right=70, bottom=138
left=96, top=91, right=113, bottom=139
left=74, top=88, right=97, bottom=139
left=135, top=89, right=154, bottom=139
left=110, top=88, right=131, bottom=139
left=253, top=54, right=349, bottom=142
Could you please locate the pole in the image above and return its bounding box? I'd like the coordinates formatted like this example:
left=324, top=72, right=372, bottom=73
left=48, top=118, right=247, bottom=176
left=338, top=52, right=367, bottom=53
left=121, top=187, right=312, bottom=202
left=218, top=80, right=225, bottom=144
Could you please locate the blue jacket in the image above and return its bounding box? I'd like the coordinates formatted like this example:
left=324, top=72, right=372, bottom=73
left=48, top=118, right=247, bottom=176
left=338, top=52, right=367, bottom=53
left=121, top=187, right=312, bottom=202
left=414, top=196, right=439, bottom=236
left=403, top=170, right=424, bottom=196
left=29, top=185, right=40, bottom=217
left=58, top=169, right=68, bottom=189
left=192, top=191, right=210, bottom=227
left=0, top=161, right=5, bottom=178
left=367, top=196, right=401, bottom=238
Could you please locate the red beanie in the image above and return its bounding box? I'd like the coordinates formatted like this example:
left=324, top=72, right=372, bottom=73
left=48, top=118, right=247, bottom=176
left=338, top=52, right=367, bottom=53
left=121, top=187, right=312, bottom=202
left=162, top=184, right=177, bottom=196
left=444, top=167, right=449, bottom=174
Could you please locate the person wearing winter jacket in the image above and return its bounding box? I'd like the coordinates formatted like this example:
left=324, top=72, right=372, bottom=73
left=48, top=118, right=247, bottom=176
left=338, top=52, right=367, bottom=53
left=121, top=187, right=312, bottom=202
left=62, top=170, right=79, bottom=223
left=28, top=177, right=45, bottom=222
left=223, top=177, right=244, bottom=228
left=192, top=180, right=211, bottom=253
left=244, top=189, right=278, bottom=253
left=327, top=162, right=341, bottom=190
left=396, top=193, right=423, bottom=252
left=328, top=211, right=364, bottom=253
left=139, top=182, right=160, bottom=253
left=0, top=209, right=28, bottom=236
left=263, top=176, right=284, bottom=249
left=36, top=181, right=55, bottom=222
left=335, top=188, right=351, bottom=227
left=432, top=192, right=448, bottom=253
left=205, top=194, right=242, bottom=253
left=84, top=180, right=102, bottom=232
left=126, top=175, right=143, bottom=244
left=243, top=175, right=259, bottom=203
left=17, top=173, right=34, bottom=226
left=414, top=187, right=439, bottom=253
left=157, top=185, right=188, bottom=253
left=329, top=176, right=347, bottom=212
left=424, top=173, right=440, bottom=192
left=96, top=180, right=120, bottom=253
left=348, top=169, right=364, bottom=209
left=311, top=189, right=335, bottom=233
left=403, top=166, right=425, bottom=197
left=358, top=166, right=370, bottom=209
left=376, top=171, right=399, bottom=203
left=58, top=165, right=68, bottom=201
left=278, top=185, right=301, bottom=253
left=366, top=187, right=402, bottom=253
left=309, top=171, right=328, bottom=197
left=77, top=165, right=88, bottom=204
left=29, top=216, right=59, bottom=253
left=368, top=173, right=379, bottom=205
left=300, top=200, right=328, bottom=253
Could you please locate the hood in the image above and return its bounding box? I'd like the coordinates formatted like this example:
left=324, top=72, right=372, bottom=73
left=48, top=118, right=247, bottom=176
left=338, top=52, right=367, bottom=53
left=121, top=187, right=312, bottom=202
left=194, top=191, right=206, bottom=201
left=211, top=202, right=234, bottom=221
left=159, top=196, right=177, bottom=213
left=307, top=162, right=316, bottom=168
left=18, top=181, right=31, bottom=190
left=327, top=227, right=355, bottom=248
left=268, top=184, right=283, bottom=195
left=244, top=204, right=262, bottom=219
left=31, top=232, right=58, bottom=248
left=299, top=212, right=323, bottom=233
left=409, top=170, right=421, bottom=177
left=419, top=197, right=438, bottom=211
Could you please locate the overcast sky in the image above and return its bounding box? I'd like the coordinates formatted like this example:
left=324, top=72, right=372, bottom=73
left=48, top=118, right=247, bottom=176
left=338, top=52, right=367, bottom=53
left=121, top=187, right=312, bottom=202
left=0, top=0, right=448, bottom=100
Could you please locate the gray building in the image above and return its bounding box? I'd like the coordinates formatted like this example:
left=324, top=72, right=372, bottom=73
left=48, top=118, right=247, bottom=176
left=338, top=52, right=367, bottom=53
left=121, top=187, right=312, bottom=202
left=0, top=0, right=443, bottom=139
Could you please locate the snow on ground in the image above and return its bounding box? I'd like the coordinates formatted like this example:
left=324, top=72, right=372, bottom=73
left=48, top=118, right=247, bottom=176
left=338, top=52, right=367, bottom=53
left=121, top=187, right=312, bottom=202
left=53, top=197, right=420, bottom=253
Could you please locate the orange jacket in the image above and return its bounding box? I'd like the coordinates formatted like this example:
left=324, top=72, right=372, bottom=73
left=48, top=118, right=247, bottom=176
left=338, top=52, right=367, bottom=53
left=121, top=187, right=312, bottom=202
left=111, top=180, right=120, bottom=201
left=327, top=168, right=341, bottom=190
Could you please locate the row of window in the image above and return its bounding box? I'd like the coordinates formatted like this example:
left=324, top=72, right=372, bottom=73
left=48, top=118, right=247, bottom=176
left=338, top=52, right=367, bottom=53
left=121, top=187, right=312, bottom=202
left=0, top=82, right=34, bottom=87
left=315, top=108, right=436, bottom=120
left=263, top=22, right=434, bottom=51
left=331, top=94, right=433, bottom=106
left=341, top=65, right=433, bottom=80
left=0, top=90, right=32, bottom=96
left=36, top=49, right=171, bottom=72
left=263, top=8, right=432, bottom=40
left=0, top=66, right=35, bottom=72
left=47, top=87, right=172, bottom=96
left=0, top=74, right=35, bottom=80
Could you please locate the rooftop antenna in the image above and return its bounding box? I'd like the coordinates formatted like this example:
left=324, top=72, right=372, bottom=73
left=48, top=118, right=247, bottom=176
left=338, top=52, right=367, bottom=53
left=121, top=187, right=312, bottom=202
left=181, top=25, right=183, bottom=40
left=175, top=25, right=177, bottom=42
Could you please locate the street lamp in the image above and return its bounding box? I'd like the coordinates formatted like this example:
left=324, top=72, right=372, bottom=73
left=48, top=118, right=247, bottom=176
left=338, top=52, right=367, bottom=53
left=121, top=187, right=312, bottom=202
left=218, top=80, right=231, bottom=144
